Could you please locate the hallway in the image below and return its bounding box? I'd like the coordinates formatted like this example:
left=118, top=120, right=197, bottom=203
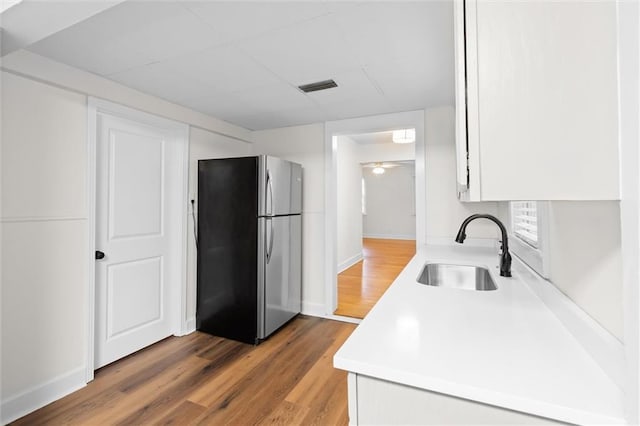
left=334, top=238, right=416, bottom=319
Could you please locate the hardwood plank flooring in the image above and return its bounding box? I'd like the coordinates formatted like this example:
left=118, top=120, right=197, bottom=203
left=334, top=238, right=416, bottom=319
left=12, top=316, right=356, bottom=426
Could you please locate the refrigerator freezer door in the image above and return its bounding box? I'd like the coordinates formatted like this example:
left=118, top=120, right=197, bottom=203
left=261, top=215, right=302, bottom=338
left=259, top=156, right=302, bottom=216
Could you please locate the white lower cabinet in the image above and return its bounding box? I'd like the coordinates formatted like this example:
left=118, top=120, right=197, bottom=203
left=347, top=373, right=565, bottom=425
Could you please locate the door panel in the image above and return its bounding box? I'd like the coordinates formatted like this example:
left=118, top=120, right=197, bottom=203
left=263, top=215, right=301, bottom=338
left=107, top=256, right=162, bottom=338
left=96, top=112, right=182, bottom=368
left=109, top=129, right=163, bottom=239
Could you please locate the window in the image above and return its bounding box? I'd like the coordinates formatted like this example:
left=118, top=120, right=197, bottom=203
left=509, top=201, right=549, bottom=278
left=511, top=201, right=539, bottom=248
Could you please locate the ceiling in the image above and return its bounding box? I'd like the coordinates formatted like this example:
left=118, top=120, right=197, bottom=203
left=26, top=1, right=454, bottom=131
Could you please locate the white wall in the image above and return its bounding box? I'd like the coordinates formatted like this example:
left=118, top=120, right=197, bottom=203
left=251, top=107, right=499, bottom=314
left=1, top=71, right=88, bottom=417
left=186, top=128, right=252, bottom=325
left=251, top=123, right=326, bottom=313
left=496, top=200, right=624, bottom=341
left=617, top=0, right=640, bottom=420
left=336, top=136, right=363, bottom=271
left=1, top=50, right=251, bottom=142
left=0, top=59, right=252, bottom=422
left=363, top=164, right=416, bottom=239
left=425, top=106, right=500, bottom=242
left=358, top=142, right=415, bottom=164
left=547, top=201, right=623, bottom=340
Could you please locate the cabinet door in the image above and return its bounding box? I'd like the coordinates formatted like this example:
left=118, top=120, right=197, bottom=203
left=460, top=0, right=620, bottom=201
left=354, top=374, right=566, bottom=425
left=454, top=0, right=469, bottom=199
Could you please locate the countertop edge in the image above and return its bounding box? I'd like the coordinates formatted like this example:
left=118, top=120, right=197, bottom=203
left=333, top=244, right=627, bottom=425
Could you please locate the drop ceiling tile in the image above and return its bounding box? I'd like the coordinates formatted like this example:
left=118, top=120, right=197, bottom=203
left=327, top=3, right=397, bottom=68
left=182, top=2, right=330, bottom=43
left=388, top=86, right=451, bottom=112
left=182, top=93, right=264, bottom=120
left=114, top=3, right=226, bottom=65
left=28, top=1, right=226, bottom=76
left=85, top=1, right=188, bottom=37
left=370, top=2, right=454, bottom=57
left=320, top=97, right=396, bottom=122
left=232, top=83, right=317, bottom=113
left=304, top=69, right=384, bottom=107
left=28, top=23, right=148, bottom=76
left=330, top=2, right=454, bottom=70
left=236, top=105, right=328, bottom=131
left=237, top=15, right=361, bottom=85
left=323, top=2, right=362, bottom=15
left=365, top=55, right=454, bottom=109
left=304, top=69, right=393, bottom=120
left=160, top=45, right=282, bottom=94
left=108, top=62, right=218, bottom=105
left=28, top=0, right=456, bottom=131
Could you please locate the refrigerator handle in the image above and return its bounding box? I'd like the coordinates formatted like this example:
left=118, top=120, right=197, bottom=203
left=266, top=217, right=274, bottom=264
left=267, top=170, right=274, bottom=216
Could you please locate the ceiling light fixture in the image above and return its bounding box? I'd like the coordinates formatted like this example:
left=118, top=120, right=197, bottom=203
left=392, top=128, right=416, bottom=144
left=372, top=166, right=385, bottom=175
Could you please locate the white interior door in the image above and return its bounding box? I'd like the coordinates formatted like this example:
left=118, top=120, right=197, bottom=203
left=95, top=111, right=185, bottom=368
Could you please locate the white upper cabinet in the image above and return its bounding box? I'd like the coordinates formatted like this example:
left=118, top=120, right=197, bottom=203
left=455, top=0, right=620, bottom=201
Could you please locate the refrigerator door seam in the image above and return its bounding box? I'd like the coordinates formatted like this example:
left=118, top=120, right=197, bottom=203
left=257, top=217, right=266, bottom=340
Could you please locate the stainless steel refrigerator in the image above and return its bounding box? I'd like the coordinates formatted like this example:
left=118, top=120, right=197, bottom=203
left=197, top=156, right=302, bottom=344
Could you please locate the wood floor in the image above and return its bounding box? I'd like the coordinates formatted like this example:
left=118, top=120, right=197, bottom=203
left=334, top=238, right=416, bottom=319
left=13, top=316, right=356, bottom=426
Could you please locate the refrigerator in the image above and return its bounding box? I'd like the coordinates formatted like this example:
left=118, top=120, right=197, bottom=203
left=197, top=156, right=302, bottom=344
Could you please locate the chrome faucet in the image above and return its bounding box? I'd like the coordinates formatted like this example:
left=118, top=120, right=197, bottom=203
left=455, top=214, right=512, bottom=277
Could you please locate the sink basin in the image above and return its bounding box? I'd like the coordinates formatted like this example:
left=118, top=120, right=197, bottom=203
left=416, top=263, right=497, bottom=291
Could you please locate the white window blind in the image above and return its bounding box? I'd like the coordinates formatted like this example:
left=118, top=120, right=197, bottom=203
left=511, top=201, right=538, bottom=248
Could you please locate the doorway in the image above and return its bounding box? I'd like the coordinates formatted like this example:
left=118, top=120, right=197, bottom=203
left=87, top=98, right=189, bottom=377
left=324, top=110, right=426, bottom=319
left=333, top=131, right=417, bottom=318
left=335, top=238, right=415, bottom=318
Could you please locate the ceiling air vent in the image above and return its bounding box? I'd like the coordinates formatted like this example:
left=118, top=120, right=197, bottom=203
left=298, top=79, right=338, bottom=93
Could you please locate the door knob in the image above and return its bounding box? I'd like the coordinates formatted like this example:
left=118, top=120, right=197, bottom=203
left=95, top=250, right=105, bottom=260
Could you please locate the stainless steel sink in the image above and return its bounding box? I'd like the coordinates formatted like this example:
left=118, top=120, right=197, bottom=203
left=417, top=263, right=497, bottom=291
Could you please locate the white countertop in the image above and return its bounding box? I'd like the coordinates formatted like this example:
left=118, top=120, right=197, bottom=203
left=333, top=244, right=625, bottom=425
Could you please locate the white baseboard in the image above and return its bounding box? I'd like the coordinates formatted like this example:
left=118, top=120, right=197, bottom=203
left=426, top=236, right=497, bottom=248
left=1, top=366, right=86, bottom=424
left=363, top=233, right=416, bottom=241
left=513, top=258, right=625, bottom=389
left=301, top=301, right=326, bottom=318
left=338, top=253, right=363, bottom=274
left=325, top=314, right=362, bottom=324
left=300, top=303, right=362, bottom=325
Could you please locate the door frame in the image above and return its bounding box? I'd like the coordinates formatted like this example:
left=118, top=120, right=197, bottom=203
left=85, top=97, right=190, bottom=381
left=324, top=110, right=426, bottom=317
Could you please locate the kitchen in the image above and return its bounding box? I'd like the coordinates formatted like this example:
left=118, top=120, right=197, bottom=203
left=1, top=1, right=639, bottom=425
